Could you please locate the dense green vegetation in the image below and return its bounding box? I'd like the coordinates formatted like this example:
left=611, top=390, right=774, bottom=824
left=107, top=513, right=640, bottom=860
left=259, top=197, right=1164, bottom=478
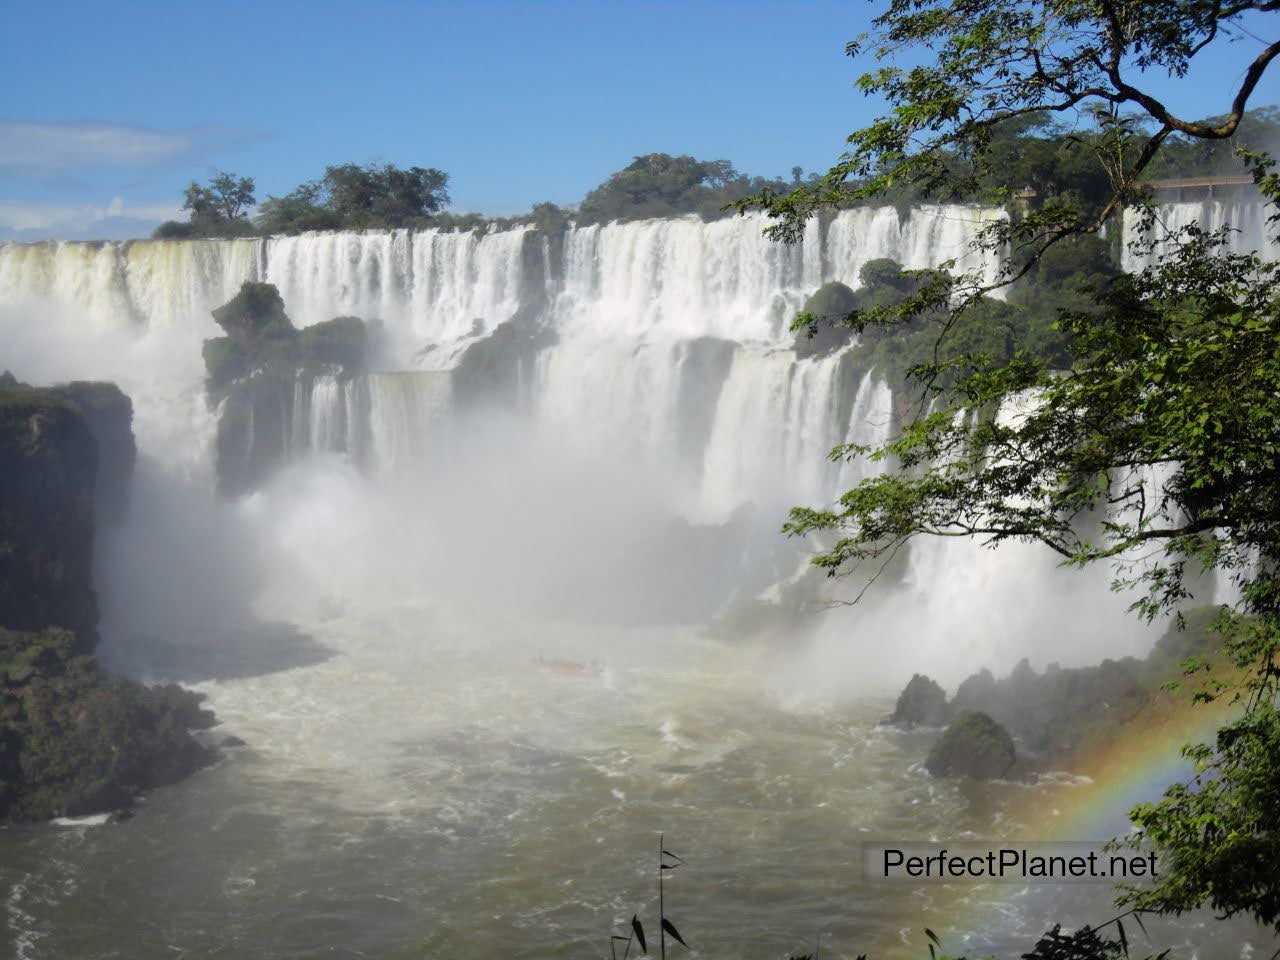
left=151, top=105, right=1276, bottom=241
left=924, top=710, right=1017, bottom=780
left=740, top=0, right=1280, bottom=944
left=576, top=153, right=802, bottom=225
left=0, top=626, right=214, bottom=820
left=153, top=171, right=257, bottom=239
left=153, top=154, right=806, bottom=237
left=254, top=161, right=450, bottom=233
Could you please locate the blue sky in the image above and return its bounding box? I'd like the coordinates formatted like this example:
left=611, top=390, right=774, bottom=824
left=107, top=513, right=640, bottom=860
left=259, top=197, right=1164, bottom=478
left=1, top=0, right=1276, bottom=240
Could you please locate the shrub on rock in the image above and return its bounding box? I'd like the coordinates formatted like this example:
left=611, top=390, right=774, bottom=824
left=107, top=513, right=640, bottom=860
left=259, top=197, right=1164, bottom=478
left=925, top=710, right=1017, bottom=780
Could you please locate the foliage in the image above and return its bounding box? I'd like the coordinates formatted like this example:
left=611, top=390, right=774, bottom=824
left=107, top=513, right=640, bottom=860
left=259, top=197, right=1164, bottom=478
left=607, top=837, right=689, bottom=960
left=186, top=171, right=255, bottom=223
left=254, top=161, right=450, bottom=233
left=578, top=153, right=802, bottom=225
left=739, top=0, right=1280, bottom=934
left=795, top=281, right=858, bottom=357
left=320, top=161, right=450, bottom=228
left=1123, top=700, right=1280, bottom=928
left=793, top=255, right=1073, bottom=380
left=0, top=626, right=214, bottom=820
left=1146, top=105, right=1280, bottom=180
left=153, top=171, right=256, bottom=239
left=154, top=106, right=1275, bottom=241
left=253, top=180, right=343, bottom=234
left=925, top=710, right=1017, bottom=779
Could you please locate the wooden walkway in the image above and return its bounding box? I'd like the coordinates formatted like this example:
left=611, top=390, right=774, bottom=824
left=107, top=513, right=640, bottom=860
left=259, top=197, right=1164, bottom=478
left=1146, top=175, right=1256, bottom=198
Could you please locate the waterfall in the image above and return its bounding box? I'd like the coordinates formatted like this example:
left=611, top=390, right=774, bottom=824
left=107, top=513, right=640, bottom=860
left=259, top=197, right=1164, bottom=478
left=364, top=371, right=453, bottom=471
left=0, top=201, right=1268, bottom=510
left=2, top=197, right=1271, bottom=653
left=0, top=207, right=1004, bottom=511
left=1122, top=197, right=1278, bottom=271
left=262, top=226, right=534, bottom=344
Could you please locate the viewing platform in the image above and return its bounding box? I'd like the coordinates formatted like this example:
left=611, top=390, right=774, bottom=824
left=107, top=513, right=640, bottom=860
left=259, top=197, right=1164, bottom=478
left=1145, top=175, right=1256, bottom=201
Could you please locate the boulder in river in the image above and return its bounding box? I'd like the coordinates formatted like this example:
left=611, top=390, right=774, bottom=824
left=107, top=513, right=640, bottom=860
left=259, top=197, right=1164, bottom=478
left=925, top=710, right=1017, bottom=780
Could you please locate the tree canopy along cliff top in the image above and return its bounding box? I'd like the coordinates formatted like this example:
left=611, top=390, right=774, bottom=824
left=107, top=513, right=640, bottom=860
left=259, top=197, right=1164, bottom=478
left=739, top=0, right=1280, bottom=940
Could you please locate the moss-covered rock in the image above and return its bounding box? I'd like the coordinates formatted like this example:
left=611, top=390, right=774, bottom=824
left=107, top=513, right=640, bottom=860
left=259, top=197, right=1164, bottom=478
left=211, top=281, right=295, bottom=352
left=885, top=673, right=951, bottom=727
left=202, top=336, right=248, bottom=393
left=925, top=710, right=1017, bottom=780
left=0, top=377, right=217, bottom=821
left=0, top=626, right=214, bottom=821
left=451, top=310, right=556, bottom=411
left=299, top=315, right=368, bottom=370
left=202, top=282, right=372, bottom=496
left=794, top=281, right=858, bottom=358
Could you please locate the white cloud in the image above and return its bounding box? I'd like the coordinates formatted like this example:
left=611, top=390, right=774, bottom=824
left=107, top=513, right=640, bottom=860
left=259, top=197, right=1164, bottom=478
left=0, top=197, right=179, bottom=240
left=0, top=121, right=255, bottom=174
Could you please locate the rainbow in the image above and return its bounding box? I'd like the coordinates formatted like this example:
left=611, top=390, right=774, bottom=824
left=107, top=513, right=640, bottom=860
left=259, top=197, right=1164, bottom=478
left=873, top=691, right=1242, bottom=958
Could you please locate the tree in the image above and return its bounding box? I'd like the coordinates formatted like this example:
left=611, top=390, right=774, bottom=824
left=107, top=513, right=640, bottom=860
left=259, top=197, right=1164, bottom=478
left=740, top=0, right=1280, bottom=933
left=155, top=171, right=255, bottom=239
left=252, top=162, right=450, bottom=234
left=184, top=171, right=255, bottom=230
left=576, top=153, right=797, bottom=224
left=319, top=161, right=449, bottom=229
left=253, top=181, right=342, bottom=235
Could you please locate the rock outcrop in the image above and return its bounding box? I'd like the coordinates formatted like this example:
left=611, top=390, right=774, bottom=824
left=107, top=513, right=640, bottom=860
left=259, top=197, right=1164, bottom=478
left=925, top=710, right=1017, bottom=780
left=203, top=282, right=372, bottom=496
left=793, top=281, right=857, bottom=358
left=884, top=673, right=950, bottom=727
left=893, top=607, right=1225, bottom=780
left=0, top=375, right=215, bottom=821
left=0, top=627, right=214, bottom=820
left=0, top=383, right=101, bottom=646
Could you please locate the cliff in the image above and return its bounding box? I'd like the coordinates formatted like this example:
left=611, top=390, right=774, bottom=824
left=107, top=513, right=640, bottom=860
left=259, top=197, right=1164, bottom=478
left=203, top=281, right=371, bottom=496
left=0, top=374, right=214, bottom=821
left=893, top=607, right=1226, bottom=779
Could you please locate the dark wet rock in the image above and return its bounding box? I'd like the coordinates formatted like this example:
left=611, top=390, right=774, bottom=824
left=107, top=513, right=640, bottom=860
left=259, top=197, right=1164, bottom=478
left=203, top=281, right=373, bottom=496
left=219, top=735, right=247, bottom=748
left=50, top=381, right=137, bottom=527
left=0, top=378, right=216, bottom=822
left=211, top=280, right=295, bottom=354
left=938, top=607, right=1225, bottom=766
left=884, top=673, right=951, bottom=727
left=451, top=310, right=556, bottom=410
left=0, top=384, right=100, bottom=645
left=0, top=378, right=137, bottom=642
left=925, top=710, right=1017, bottom=780
left=794, top=281, right=858, bottom=358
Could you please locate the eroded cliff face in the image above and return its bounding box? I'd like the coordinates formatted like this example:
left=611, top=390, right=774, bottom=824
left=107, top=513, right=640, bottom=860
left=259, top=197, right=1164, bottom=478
left=0, top=383, right=100, bottom=647
left=0, top=375, right=213, bottom=821
left=203, top=282, right=371, bottom=496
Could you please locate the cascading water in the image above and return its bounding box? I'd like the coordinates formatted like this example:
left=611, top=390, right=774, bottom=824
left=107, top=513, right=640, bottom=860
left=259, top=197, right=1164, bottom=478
left=0, top=200, right=1273, bottom=960
left=1122, top=196, right=1275, bottom=271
